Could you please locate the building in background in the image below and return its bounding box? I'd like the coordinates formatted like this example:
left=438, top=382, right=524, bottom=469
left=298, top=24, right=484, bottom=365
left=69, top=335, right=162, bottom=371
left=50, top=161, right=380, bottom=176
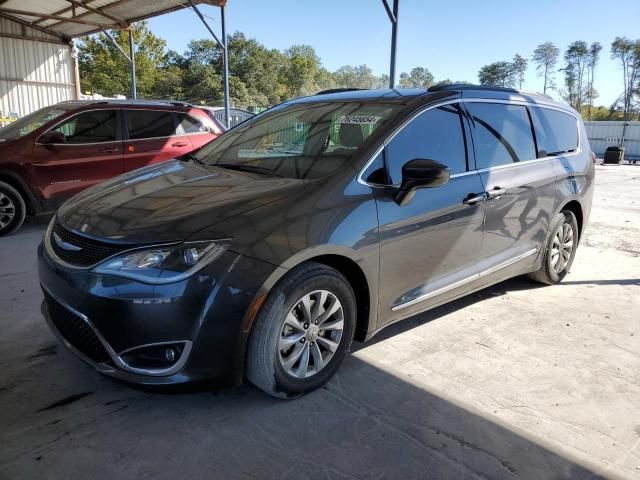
left=585, top=121, right=640, bottom=161
left=0, top=16, right=79, bottom=127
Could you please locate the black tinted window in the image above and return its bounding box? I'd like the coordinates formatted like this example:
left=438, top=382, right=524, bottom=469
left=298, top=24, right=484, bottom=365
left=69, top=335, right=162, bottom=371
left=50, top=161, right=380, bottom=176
left=53, top=110, right=117, bottom=143
left=387, top=104, right=467, bottom=183
left=177, top=113, right=205, bottom=134
left=530, top=107, right=578, bottom=157
left=126, top=110, right=175, bottom=139
left=466, top=103, right=536, bottom=168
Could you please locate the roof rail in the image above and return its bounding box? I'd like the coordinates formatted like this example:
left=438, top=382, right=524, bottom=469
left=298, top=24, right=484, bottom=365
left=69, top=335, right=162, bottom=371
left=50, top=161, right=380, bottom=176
left=315, top=88, right=363, bottom=95
left=427, top=83, right=553, bottom=99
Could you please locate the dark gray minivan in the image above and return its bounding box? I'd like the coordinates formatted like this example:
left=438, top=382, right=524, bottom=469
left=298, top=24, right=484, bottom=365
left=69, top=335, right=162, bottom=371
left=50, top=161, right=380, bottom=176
left=38, top=85, right=595, bottom=398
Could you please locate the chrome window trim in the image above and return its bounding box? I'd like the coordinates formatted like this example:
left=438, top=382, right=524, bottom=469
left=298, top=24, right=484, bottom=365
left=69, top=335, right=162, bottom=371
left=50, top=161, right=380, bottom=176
left=391, top=247, right=538, bottom=311
left=35, top=108, right=211, bottom=146
left=357, top=98, right=581, bottom=188
left=42, top=283, right=193, bottom=377
left=35, top=108, right=120, bottom=146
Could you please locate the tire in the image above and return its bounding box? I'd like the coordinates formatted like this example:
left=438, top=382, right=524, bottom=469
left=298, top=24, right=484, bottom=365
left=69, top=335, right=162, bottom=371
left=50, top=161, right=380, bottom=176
left=246, top=262, right=356, bottom=399
left=529, top=210, right=579, bottom=285
left=0, top=181, right=26, bottom=237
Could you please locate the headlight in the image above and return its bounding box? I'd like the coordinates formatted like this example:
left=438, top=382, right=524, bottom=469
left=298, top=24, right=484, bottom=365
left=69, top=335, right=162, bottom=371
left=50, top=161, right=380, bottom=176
left=92, top=240, right=231, bottom=284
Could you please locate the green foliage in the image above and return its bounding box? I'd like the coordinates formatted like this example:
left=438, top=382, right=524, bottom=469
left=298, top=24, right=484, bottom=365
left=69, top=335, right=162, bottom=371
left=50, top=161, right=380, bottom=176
left=532, top=42, right=560, bottom=94
left=478, top=61, right=517, bottom=87
left=398, top=67, right=434, bottom=88
left=79, top=22, right=166, bottom=97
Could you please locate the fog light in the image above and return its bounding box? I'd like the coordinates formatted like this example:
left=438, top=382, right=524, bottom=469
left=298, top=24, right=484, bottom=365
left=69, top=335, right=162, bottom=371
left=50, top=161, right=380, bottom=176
left=165, top=347, right=176, bottom=362
left=119, top=342, right=186, bottom=372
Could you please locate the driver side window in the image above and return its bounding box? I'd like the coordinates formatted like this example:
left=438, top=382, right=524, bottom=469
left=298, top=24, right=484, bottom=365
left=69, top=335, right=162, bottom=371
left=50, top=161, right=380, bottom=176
left=53, top=110, right=117, bottom=144
left=386, top=104, right=467, bottom=184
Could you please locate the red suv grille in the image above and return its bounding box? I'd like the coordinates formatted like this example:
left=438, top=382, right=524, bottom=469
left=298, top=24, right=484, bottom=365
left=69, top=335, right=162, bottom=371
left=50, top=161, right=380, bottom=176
left=50, top=221, right=128, bottom=268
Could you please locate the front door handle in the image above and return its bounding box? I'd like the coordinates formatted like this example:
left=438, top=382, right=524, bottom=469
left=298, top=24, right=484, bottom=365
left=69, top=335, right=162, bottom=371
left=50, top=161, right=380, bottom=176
left=463, top=193, right=487, bottom=205
left=99, top=147, right=119, bottom=153
left=171, top=142, right=189, bottom=147
left=486, top=187, right=507, bottom=200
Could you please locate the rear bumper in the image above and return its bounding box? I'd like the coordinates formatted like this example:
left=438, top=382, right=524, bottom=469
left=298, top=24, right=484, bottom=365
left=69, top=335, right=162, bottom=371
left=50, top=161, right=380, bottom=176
left=38, top=241, right=282, bottom=386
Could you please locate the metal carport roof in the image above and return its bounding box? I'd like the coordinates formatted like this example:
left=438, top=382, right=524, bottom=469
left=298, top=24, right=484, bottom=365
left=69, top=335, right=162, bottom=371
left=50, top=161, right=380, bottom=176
left=0, top=0, right=225, bottom=41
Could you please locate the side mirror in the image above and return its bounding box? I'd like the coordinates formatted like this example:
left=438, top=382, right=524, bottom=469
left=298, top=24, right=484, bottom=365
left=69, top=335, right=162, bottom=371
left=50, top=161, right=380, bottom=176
left=39, top=130, right=66, bottom=146
left=395, top=158, right=451, bottom=206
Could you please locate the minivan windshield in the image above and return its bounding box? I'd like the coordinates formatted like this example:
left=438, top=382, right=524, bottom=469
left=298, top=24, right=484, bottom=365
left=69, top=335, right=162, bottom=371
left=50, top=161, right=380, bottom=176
left=196, top=102, right=402, bottom=179
left=0, top=106, right=70, bottom=141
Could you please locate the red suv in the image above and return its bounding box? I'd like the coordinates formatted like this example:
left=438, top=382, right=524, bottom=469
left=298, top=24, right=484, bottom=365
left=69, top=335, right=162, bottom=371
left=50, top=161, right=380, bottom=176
left=0, top=100, right=224, bottom=235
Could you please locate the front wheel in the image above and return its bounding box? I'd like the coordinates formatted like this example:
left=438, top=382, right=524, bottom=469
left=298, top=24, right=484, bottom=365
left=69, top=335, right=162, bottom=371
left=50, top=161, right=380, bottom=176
left=246, top=262, right=356, bottom=399
left=529, top=210, right=579, bottom=285
left=0, top=181, right=26, bottom=237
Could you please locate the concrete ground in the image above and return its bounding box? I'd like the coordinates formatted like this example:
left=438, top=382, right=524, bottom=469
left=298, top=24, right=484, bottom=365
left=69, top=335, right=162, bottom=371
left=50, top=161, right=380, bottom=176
left=1, top=164, right=639, bottom=480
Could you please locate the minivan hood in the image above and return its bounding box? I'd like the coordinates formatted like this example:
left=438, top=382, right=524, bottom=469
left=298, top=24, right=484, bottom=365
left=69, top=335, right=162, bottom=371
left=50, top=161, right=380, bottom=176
left=57, top=160, right=306, bottom=243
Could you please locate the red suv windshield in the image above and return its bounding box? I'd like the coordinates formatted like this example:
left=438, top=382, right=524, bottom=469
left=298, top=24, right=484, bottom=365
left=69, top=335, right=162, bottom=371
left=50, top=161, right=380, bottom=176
left=0, top=105, right=71, bottom=141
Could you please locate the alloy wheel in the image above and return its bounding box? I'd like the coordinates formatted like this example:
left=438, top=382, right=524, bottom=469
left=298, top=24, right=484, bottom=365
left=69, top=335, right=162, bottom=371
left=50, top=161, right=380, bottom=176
left=550, top=222, right=574, bottom=273
left=278, top=289, right=344, bottom=379
left=0, top=193, right=16, bottom=230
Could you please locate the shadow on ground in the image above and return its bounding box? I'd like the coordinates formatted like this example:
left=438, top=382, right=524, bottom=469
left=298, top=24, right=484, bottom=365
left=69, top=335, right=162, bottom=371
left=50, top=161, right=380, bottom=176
left=0, top=272, right=607, bottom=479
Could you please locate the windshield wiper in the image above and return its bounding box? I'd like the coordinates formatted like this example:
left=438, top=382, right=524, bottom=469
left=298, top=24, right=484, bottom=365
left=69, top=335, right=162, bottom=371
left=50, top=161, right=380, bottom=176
left=214, top=163, right=284, bottom=178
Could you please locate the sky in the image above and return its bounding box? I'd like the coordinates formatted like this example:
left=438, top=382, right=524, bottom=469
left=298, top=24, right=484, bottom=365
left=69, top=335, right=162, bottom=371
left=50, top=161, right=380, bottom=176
left=148, top=0, right=640, bottom=107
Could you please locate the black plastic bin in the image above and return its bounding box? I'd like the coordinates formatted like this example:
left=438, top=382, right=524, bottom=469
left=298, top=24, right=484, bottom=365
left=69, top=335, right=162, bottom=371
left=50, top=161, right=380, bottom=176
left=603, top=146, right=625, bottom=164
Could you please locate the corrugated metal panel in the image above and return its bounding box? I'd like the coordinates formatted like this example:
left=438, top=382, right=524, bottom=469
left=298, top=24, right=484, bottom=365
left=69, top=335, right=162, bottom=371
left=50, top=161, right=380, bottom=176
left=0, top=0, right=224, bottom=38
left=585, top=121, right=640, bottom=160
left=0, top=36, right=75, bottom=125
left=0, top=16, right=65, bottom=42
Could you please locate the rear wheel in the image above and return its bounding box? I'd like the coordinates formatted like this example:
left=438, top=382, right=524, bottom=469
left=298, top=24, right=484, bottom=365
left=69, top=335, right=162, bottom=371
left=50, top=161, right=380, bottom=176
left=529, top=210, right=579, bottom=285
left=0, top=181, right=26, bottom=236
left=246, top=262, right=356, bottom=399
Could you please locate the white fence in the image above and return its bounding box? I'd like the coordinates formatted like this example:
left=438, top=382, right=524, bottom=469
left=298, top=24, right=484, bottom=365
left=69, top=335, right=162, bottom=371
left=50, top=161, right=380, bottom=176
left=584, top=121, right=640, bottom=160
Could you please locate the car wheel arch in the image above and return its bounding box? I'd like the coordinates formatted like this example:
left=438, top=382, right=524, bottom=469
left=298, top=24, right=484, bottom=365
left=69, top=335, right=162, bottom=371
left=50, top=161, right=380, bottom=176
left=243, top=247, right=376, bottom=344
left=0, top=170, right=40, bottom=215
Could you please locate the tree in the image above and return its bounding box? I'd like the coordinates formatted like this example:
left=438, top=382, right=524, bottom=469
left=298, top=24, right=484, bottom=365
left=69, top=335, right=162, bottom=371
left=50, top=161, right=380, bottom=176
left=532, top=42, right=560, bottom=94
left=398, top=67, right=434, bottom=88
left=78, top=22, right=167, bottom=97
left=478, top=61, right=516, bottom=87
left=562, top=41, right=590, bottom=111
left=610, top=37, right=640, bottom=121
left=333, top=65, right=378, bottom=89
left=512, top=54, right=528, bottom=90
left=283, top=45, right=321, bottom=97
left=585, top=42, right=602, bottom=119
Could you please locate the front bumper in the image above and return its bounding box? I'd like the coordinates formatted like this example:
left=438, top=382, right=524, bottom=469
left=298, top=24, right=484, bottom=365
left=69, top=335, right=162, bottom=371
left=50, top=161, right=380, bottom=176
left=38, top=242, right=281, bottom=386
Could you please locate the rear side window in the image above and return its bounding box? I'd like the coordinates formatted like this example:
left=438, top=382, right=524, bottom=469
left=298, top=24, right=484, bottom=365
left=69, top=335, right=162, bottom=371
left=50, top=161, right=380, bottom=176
left=529, top=107, right=578, bottom=157
left=126, top=110, right=175, bottom=139
left=386, top=104, right=467, bottom=183
left=52, top=110, right=117, bottom=143
left=466, top=103, right=536, bottom=168
left=176, top=113, right=207, bottom=134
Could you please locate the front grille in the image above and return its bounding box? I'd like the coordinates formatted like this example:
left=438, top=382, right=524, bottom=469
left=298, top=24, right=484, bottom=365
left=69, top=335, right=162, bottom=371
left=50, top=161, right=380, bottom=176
left=43, top=291, right=111, bottom=363
left=49, top=221, right=128, bottom=267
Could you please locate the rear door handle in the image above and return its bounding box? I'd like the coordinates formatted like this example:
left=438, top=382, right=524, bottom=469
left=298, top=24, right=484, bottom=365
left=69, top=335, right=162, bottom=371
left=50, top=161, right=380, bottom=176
left=463, top=193, right=487, bottom=205
left=486, top=187, right=507, bottom=200
left=99, top=147, right=119, bottom=153
left=171, top=142, right=189, bottom=147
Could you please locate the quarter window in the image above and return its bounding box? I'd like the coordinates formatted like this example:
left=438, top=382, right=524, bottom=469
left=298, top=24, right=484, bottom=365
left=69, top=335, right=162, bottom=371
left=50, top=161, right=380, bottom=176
left=529, top=107, right=578, bottom=157
left=466, top=103, right=536, bottom=168
left=52, top=110, right=117, bottom=143
left=126, top=110, right=176, bottom=139
left=176, top=113, right=207, bottom=134
left=386, top=104, right=467, bottom=184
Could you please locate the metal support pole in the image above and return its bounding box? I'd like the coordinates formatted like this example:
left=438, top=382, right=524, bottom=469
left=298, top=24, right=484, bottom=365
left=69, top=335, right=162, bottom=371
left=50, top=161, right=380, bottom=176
left=221, top=4, right=230, bottom=128
left=128, top=27, right=137, bottom=99
left=389, top=0, right=398, bottom=89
